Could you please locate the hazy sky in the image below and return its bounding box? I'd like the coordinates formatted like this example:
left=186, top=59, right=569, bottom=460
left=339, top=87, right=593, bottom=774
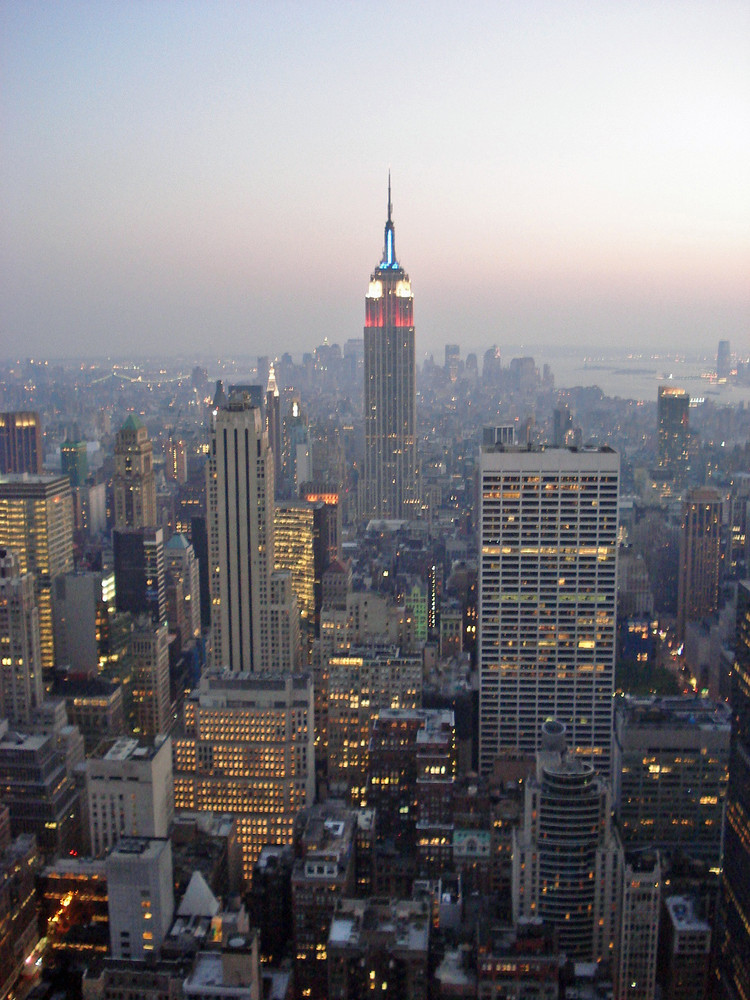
left=2, top=1, right=749, bottom=361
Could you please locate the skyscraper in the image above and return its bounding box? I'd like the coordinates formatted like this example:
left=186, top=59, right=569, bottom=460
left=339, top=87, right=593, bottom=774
left=712, top=580, right=750, bottom=999
left=478, top=445, right=619, bottom=774
left=266, top=364, right=282, bottom=497
left=60, top=435, right=88, bottom=487
left=274, top=499, right=336, bottom=662
left=208, top=392, right=296, bottom=673
left=512, top=721, right=622, bottom=963
left=363, top=177, right=418, bottom=519
left=0, top=411, right=42, bottom=475
left=0, top=473, right=74, bottom=672
left=129, top=619, right=171, bottom=739
left=113, top=527, right=166, bottom=625
left=164, top=532, right=201, bottom=643
left=0, top=548, right=43, bottom=726
left=657, top=386, right=690, bottom=484
left=676, top=486, right=721, bottom=642
left=113, top=415, right=157, bottom=530
left=717, top=339, right=731, bottom=381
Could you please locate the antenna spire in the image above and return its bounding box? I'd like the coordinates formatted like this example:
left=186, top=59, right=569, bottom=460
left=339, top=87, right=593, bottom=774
left=382, top=171, right=396, bottom=267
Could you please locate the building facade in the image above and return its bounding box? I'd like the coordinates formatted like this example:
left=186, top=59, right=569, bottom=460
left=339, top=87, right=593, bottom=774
left=513, top=721, right=622, bottom=964
left=363, top=179, right=419, bottom=519
left=113, top=415, right=157, bottom=530
left=657, top=387, right=690, bottom=484
left=613, top=696, right=729, bottom=867
left=327, top=646, right=422, bottom=800
left=614, top=853, right=661, bottom=1000
left=129, top=619, right=171, bottom=739
left=712, top=580, right=750, bottom=999
left=86, top=736, right=173, bottom=857
left=0, top=720, right=79, bottom=858
left=207, top=394, right=280, bottom=673
left=52, top=571, right=100, bottom=675
left=274, top=499, right=335, bottom=663
left=106, top=837, right=174, bottom=961
left=0, top=473, right=74, bottom=672
left=164, top=532, right=201, bottom=643
left=478, top=445, right=619, bottom=774
left=0, top=411, right=42, bottom=475
left=173, top=671, right=315, bottom=885
left=0, top=548, right=43, bottom=726
left=676, top=487, right=722, bottom=642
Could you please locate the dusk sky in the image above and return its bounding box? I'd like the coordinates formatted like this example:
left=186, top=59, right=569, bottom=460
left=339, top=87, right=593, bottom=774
left=2, top=1, right=749, bottom=362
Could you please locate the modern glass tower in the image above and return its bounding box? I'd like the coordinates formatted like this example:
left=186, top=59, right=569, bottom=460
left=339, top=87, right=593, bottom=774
left=363, top=177, right=418, bottom=519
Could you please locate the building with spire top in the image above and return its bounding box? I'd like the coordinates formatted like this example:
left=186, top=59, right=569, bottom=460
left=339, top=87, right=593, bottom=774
left=363, top=176, right=419, bottom=520
left=266, top=364, right=282, bottom=497
left=113, top=415, right=156, bottom=530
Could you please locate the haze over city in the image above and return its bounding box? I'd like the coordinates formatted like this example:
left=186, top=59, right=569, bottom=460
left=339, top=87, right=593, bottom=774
left=2, top=0, right=749, bottom=360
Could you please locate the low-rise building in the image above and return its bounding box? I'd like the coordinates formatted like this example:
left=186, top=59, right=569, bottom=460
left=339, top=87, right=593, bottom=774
left=292, top=802, right=357, bottom=1000
left=328, top=897, right=431, bottom=1000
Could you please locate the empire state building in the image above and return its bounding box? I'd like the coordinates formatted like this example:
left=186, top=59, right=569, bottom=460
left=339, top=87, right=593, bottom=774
left=363, top=178, right=419, bottom=519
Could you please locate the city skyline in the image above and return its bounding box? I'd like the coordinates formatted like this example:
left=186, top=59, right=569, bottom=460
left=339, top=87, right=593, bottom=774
left=2, top=2, right=749, bottom=360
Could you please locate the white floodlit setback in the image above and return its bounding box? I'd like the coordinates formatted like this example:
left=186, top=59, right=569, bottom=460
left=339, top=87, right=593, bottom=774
left=478, top=445, right=619, bottom=773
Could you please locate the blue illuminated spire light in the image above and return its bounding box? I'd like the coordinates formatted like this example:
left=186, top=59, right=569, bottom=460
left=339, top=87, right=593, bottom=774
left=380, top=170, right=399, bottom=269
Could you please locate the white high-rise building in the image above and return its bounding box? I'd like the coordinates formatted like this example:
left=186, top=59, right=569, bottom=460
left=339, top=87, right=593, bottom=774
left=614, top=853, right=661, bottom=1000
left=0, top=548, right=43, bottom=726
left=479, top=444, right=619, bottom=773
left=85, top=735, right=173, bottom=857
left=208, top=393, right=296, bottom=673
left=106, top=837, right=174, bottom=960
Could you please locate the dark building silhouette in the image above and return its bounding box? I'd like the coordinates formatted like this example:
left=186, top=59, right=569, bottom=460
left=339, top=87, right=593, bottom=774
left=712, top=580, right=750, bottom=999
left=190, top=515, right=211, bottom=630
left=61, top=435, right=88, bottom=487
left=677, top=487, right=721, bottom=642
left=113, top=527, right=166, bottom=624
left=0, top=411, right=42, bottom=474
left=717, top=339, right=731, bottom=381
left=657, top=386, right=690, bottom=483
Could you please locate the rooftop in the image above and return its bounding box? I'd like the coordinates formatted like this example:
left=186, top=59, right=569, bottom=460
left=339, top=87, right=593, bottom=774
left=328, top=898, right=430, bottom=953
left=617, top=695, right=731, bottom=732
left=664, top=895, right=711, bottom=933
left=93, top=736, right=163, bottom=762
